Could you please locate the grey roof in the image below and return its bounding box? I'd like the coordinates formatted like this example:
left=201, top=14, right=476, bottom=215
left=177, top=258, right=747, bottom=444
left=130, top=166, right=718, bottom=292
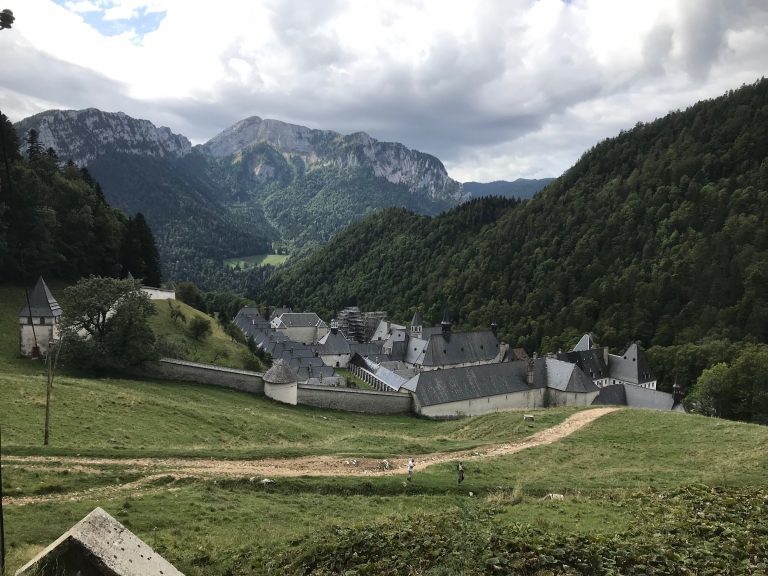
left=608, top=343, right=655, bottom=384
left=350, top=354, right=408, bottom=391
left=15, top=507, right=182, bottom=576
left=539, top=358, right=598, bottom=393
left=269, top=307, right=292, bottom=319
left=317, top=329, right=351, bottom=355
left=18, top=276, right=61, bottom=318
left=263, top=359, right=297, bottom=384
left=273, top=312, right=327, bottom=329
left=411, top=310, right=423, bottom=326
left=559, top=349, right=608, bottom=381
left=572, top=333, right=598, bottom=351
left=349, top=341, right=385, bottom=358
left=592, top=383, right=675, bottom=411
left=592, top=384, right=627, bottom=406
left=421, top=326, right=443, bottom=339
left=404, top=337, right=428, bottom=365
left=389, top=340, right=407, bottom=361
left=421, top=331, right=499, bottom=367
left=410, top=362, right=531, bottom=406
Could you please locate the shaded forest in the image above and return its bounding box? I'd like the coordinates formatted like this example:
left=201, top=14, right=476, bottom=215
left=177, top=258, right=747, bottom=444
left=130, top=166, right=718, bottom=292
left=0, top=113, right=161, bottom=285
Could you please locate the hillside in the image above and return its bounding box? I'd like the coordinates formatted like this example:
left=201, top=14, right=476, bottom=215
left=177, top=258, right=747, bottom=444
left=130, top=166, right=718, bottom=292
left=14, top=110, right=464, bottom=289
left=259, top=79, right=768, bottom=361
left=462, top=177, right=554, bottom=200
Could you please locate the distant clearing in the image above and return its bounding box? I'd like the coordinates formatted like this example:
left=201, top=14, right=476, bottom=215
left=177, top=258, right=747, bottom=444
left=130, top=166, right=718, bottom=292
left=224, top=253, right=289, bottom=269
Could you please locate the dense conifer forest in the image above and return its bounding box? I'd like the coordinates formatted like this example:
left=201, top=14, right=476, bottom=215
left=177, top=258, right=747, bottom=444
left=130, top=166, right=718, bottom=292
left=0, top=113, right=161, bottom=285
left=259, top=79, right=768, bottom=396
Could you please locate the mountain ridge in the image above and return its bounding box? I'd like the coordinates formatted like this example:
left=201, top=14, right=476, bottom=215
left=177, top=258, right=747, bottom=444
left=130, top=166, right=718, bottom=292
left=12, top=108, right=470, bottom=288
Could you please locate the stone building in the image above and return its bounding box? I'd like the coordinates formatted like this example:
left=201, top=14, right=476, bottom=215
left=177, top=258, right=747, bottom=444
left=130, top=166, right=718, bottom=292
left=18, top=276, right=61, bottom=358
left=14, top=507, right=182, bottom=576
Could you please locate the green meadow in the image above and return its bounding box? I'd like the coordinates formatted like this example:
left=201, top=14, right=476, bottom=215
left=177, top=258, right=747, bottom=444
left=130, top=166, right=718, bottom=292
left=224, top=254, right=290, bottom=270
left=2, top=285, right=768, bottom=574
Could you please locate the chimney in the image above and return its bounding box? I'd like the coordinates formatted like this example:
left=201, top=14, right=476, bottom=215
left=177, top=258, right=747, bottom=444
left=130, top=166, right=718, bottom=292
left=331, top=319, right=339, bottom=335
left=490, top=321, right=498, bottom=336
left=526, top=358, right=534, bottom=385
left=441, top=309, right=452, bottom=335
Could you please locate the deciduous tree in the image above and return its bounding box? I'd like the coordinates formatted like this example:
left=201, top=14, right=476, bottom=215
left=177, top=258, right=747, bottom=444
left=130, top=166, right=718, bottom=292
left=60, top=276, right=158, bottom=371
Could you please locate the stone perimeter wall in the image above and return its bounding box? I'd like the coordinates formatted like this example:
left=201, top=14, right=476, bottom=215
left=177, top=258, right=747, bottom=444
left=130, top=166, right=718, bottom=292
left=142, top=358, right=412, bottom=413
left=297, top=384, right=413, bottom=414
left=142, top=359, right=264, bottom=394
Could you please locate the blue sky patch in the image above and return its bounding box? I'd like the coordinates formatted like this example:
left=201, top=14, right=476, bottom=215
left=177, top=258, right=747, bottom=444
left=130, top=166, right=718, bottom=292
left=54, top=2, right=166, bottom=40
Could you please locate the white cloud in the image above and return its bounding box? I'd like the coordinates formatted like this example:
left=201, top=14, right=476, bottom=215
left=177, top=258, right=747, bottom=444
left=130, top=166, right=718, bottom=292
left=2, top=0, right=767, bottom=181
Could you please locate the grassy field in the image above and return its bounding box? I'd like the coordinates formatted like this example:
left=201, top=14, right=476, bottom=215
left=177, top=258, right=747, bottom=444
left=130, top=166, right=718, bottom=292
left=3, top=285, right=768, bottom=574
left=224, top=254, right=290, bottom=269
left=149, top=298, right=261, bottom=370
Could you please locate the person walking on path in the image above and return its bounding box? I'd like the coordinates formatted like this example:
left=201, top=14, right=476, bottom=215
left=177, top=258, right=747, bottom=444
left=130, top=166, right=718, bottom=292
left=407, top=458, right=415, bottom=481
left=457, top=461, right=464, bottom=484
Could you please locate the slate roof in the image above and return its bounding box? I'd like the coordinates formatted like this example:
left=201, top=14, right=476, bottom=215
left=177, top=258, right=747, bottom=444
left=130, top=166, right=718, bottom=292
left=404, top=337, right=428, bottom=365
left=410, top=362, right=531, bottom=406
left=269, top=307, right=292, bottom=319
left=317, top=329, right=351, bottom=355
left=572, top=333, right=598, bottom=351
left=350, top=354, right=409, bottom=391
left=18, top=276, right=61, bottom=318
left=541, top=358, right=598, bottom=393
left=349, top=341, right=386, bottom=359
left=234, top=313, right=272, bottom=338
left=608, top=343, right=655, bottom=384
left=272, top=312, right=327, bottom=329
left=420, top=331, right=499, bottom=367
left=559, top=349, right=609, bottom=381
left=411, top=310, right=423, bottom=327
left=263, top=359, right=297, bottom=384
left=592, top=383, right=675, bottom=410
left=15, top=507, right=182, bottom=576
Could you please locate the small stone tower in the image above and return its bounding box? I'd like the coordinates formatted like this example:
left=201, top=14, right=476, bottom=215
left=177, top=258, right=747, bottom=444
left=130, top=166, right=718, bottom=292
left=409, top=310, right=423, bottom=339
left=263, top=359, right=299, bottom=405
left=18, top=276, right=62, bottom=358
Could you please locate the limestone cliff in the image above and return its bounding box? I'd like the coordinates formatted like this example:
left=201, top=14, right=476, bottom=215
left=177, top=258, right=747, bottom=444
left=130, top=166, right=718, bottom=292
left=14, top=108, right=191, bottom=166
left=201, top=116, right=464, bottom=203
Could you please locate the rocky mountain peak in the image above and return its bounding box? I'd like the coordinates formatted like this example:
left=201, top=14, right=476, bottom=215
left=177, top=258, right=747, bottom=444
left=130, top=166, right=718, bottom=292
left=201, top=116, right=325, bottom=158
left=14, top=108, right=192, bottom=166
left=203, top=117, right=464, bottom=202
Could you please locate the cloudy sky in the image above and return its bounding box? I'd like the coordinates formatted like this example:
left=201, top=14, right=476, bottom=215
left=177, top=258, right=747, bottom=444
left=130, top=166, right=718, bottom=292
left=1, top=0, right=767, bottom=181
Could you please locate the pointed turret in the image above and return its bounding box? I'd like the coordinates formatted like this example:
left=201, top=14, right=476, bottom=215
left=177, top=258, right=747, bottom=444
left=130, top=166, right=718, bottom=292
left=18, top=277, right=62, bottom=357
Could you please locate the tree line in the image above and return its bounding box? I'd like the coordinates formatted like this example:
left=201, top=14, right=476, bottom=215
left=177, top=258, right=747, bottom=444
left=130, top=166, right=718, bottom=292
left=0, top=114, right=161, bottom=285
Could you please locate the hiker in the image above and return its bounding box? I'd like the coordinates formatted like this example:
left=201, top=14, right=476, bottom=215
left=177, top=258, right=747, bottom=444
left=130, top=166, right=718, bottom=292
left=407, top=457, right=414, bottom=481
left=457, top=461, right=464, bottom=484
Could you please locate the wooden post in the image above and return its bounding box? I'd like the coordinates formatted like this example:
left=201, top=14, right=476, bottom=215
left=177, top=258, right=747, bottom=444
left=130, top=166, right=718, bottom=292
left=1, top=425, right=6, bottom=574
left=44, top=341, right=52, bottom=445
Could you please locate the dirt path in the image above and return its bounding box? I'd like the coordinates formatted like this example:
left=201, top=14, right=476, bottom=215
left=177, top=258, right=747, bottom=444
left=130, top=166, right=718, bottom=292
left=4, top=407, right=619, bottom=506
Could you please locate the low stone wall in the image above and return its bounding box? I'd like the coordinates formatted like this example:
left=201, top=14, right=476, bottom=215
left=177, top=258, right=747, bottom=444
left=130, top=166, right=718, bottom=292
left=142, top=358, right=264, bottom=394
left=297, top=384, right=413, bottom=414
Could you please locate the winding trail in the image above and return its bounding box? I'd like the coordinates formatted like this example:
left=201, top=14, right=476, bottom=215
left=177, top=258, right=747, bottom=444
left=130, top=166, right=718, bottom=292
left=4, top=407, right=619, bottom=507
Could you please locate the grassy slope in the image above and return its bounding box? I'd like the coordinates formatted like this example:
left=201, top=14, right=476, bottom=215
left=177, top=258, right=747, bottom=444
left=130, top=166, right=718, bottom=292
left=4, top=286, right=768, bottom=574
left=148, top=298, right=259, bottom=369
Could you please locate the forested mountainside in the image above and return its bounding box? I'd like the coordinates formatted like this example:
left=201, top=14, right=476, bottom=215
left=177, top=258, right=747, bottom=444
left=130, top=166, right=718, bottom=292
left=0, top=113, right=161, bottom=285
left=462, top=178, right=554, bottom=200
left=259, top=79, right=768, bottom=360
left=15, top=111, right=463, bottom=289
